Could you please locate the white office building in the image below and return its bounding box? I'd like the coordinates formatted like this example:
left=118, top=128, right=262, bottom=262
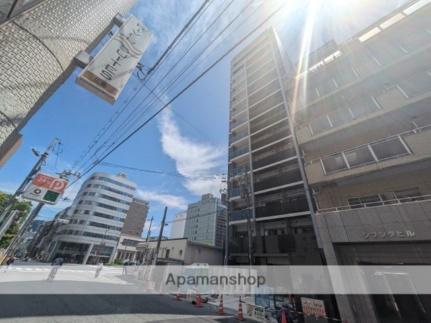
left=51, top=172, right=136, bottom=264
left=169, top=211, right=187, bottom=239
left=184, top=194, right=226, bottom=248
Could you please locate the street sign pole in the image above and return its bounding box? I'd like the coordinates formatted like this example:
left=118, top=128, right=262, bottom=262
left=0, top=138, right=60, bottom=241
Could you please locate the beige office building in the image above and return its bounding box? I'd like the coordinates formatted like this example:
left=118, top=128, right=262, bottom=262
left=290, top=1, right=431, bottom=322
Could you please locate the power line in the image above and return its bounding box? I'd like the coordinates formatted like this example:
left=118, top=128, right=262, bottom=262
left=76, top=0, right=246, bottom=173
left=100, top=161, right=225, bottom=180
left=66, top=1, right=288, bottom=191
left=71, top=0, right=214, bottom=173
left=77, top=0, right=260, bottom=171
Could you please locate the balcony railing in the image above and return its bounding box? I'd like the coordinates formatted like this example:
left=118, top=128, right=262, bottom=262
left=255, top=196, right=309, bottom=218
left=250, top=106, right=287, bottom=134
left=229, top=146, right=249, bottom=159
left=229, top=131, right=249, bottom=145
left=251, top=123, right=290, bottom=151
left=319, top=194, right=430, bottom=213
left=229, top=187, right=241, bottom=198
left=249, top=91, right=284, bottom=119
left=254, top=170, right=302, bottom=192
left=230, top=115, right=248, bottom=130
left=229, top=208, right=251, bottom=221
left=230, top=235, right=295, bottom=254
left=229, top=165, right=250, bottom=177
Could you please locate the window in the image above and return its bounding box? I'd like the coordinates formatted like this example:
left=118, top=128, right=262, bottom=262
left=344, top=146, right=374, bottom=167
left=370, top=137, right=409, bottom=160
left=322, top=153, right=347, bottom=173
left=348, top=195, right=382, bottom=207
left=394, top=188, right=422, bottom=202
left=309, top=115, right=332, bottom=134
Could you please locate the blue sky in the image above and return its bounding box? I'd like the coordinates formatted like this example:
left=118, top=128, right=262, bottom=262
left=0, top=0, right=406, bottom=236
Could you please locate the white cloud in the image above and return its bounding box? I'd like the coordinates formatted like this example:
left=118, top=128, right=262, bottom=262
left=137, top=189, right=188, bottom=210
left=159, top=109, right=226, bottom=196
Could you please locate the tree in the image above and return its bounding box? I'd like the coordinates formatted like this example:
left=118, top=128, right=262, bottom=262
left=0, top=191, right=32, bottom=249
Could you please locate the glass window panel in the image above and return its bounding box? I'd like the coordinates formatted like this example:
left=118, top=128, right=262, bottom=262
left=394, top=187, right=422, bottom=202
left=309, top=115, right=332, bottom=134
left=322, top=153, right=347, bottom=173
left=371, top=137, right=409, bottom=160
left=345, top=146, right=375, bottom=167
left=350, top=97, right=379, bottom=118
left=328, top=108, right=353, bottom=128
left=399, top=71, right=431, bottom=98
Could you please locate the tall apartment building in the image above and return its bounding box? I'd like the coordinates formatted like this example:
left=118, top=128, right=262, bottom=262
left=227, top=30, right=322, bottom=267
left=289, top=1, right=431, bottom=322
left=184, top=194, right=226, bottom=248
left=121, top=198, right=149, bottom=237
left=0, top=0, right=136, bottom=165
left=170, top=211, right=187, bottom=239
left=51, top=172, right=136, bottom=264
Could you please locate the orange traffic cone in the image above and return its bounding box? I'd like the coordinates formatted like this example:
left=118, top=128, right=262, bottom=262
left=194, top=293, right=203, bottom=307
left=218, top=295, right=225, bottom=315
left=236, top=297, right=244, bottom=321
left=281, top=309, right=288, bottom=323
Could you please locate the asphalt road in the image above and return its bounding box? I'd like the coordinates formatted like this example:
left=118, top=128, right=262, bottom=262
left=0, top=265, right=256, bottom=322
left=0, top=294, right=251, bottom=323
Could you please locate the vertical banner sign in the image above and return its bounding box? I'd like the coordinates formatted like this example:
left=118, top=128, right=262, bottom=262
left=77, top=16, right=152, bottom=104
left=22, top=173, right=68, bottom=205
left=301, top=297, right=326, bottom=319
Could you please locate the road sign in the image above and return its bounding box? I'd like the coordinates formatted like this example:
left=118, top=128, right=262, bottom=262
left=77, top=15, right=152, bottom=103
left=22, top=173, right=68, bottom=205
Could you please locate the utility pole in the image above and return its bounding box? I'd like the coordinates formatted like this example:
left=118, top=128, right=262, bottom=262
left=152, top=207, right=167, bottom=265
left=0, top=138, right=60, bottom=241
left=145, top=216, right=154, bottom=242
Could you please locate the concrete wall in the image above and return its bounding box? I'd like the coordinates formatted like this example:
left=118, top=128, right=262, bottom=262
left=183, top=242, right=223, bottom=265
left=0, top=0, right=136, bottom=163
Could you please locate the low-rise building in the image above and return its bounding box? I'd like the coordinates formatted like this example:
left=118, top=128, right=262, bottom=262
left=114, top=234, right=146, bottom=263
left=135, top=238, right=223, bottom=265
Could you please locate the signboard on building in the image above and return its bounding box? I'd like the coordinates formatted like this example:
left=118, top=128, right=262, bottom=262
left=77, top=15, right=152, bottom=104
left=22, top=173, right=68, bottom=205
left=301, top=297, right=326, bottom=318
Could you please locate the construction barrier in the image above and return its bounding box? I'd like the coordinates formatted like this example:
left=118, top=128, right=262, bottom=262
left=236, top=297, right=244, bottom=321
left=218, top=295, right=225, bottom=315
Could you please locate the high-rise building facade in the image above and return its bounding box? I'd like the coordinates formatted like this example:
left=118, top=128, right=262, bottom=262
left=170, top=211, right=187, bottom=239
left=121, top=198, right=149, bottom=237
left=184, top=194, right=226, bottom=248
left=290, top=1, right=431, bottom=322
left=0, top=0, right=136, bottom=165
left=51, top=172, right=136, bottom=264
left=227, top=30, right=322, bottom=266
